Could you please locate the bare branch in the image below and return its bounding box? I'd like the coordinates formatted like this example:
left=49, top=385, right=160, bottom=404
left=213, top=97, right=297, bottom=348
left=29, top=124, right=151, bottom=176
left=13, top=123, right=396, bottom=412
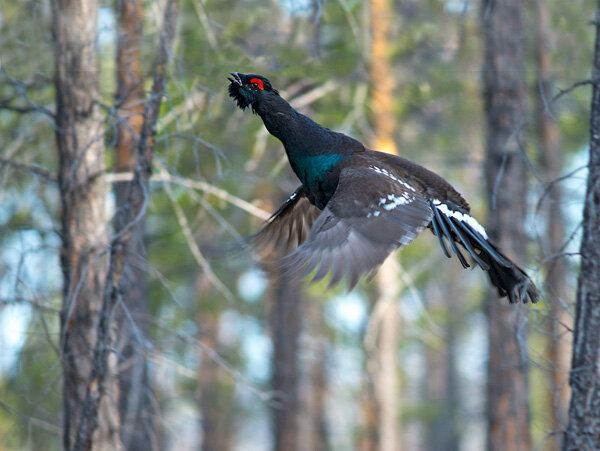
left=161, top=169, right=235, bottom=301
left=104, top=171, right=271, bottom=220
left=0, top=400, right=61, bottom=435
left=0, top=68, right=56, bottom=118
left=0, top=156, right=56, bottom=182
left=549, top=79, right=593, bottom=107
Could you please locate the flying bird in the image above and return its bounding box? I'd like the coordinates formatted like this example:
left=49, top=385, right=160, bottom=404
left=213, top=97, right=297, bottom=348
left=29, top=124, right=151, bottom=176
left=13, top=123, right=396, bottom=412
left=228, top=72, right=539, bottom=304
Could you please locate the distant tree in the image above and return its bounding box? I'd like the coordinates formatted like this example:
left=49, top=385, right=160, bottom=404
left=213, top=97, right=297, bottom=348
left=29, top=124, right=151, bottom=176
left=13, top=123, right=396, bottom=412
left=50, top=0, right=120, bottom=448
left=197, top=276, right=235, bottom=451
left=114, top=0, right=157, bottom=448
left=267, top=263, right=303, bottom=451
left=301, top=299, right=329, bottom=451
left=481, top=0, right=531, bottom=449
left=424, top=279, right=460, bottom=451
left=562, top=3, right=600, bottom=449
left=534, top=0, right=571, bottom=445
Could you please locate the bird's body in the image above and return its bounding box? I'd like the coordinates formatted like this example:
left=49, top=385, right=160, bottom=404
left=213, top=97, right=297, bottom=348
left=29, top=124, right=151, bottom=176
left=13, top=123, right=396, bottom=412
left=228, top=72, right=539, bottom=303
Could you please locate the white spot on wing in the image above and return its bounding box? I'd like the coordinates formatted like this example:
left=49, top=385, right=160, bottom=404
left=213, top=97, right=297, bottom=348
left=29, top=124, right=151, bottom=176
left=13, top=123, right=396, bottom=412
left=376, top=193, right=413, bottom=211
left=433, top=200, right=488, bottom=239
left=369, top=166, right=417, bottom=192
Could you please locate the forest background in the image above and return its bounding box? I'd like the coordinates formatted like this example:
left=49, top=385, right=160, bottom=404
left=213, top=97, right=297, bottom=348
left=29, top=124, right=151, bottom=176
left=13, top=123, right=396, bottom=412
left=0, top=0, right=598, bottom=450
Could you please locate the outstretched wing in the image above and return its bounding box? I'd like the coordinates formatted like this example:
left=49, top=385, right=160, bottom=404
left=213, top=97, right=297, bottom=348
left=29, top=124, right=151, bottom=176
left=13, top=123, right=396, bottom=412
left=251, top=186, right=321, bottom=256
left=283, top=166, right=434, bottom=288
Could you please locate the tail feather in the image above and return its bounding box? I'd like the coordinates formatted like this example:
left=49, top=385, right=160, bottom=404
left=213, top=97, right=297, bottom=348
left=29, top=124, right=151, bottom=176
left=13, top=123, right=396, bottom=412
left=430, top=200, right=539, bottom=304
left=478, top=245, right=540, bottom=304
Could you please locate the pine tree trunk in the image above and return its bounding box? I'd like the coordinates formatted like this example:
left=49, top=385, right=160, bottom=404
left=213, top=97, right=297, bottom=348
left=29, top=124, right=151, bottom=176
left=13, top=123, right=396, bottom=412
left=534, top=0, right=571, bottom=446
left=562, top=4, right=600, bottom=449
left=51, top=0, right=120, bottom=449
left=114, top=1, right=156, bottom=448
left=481, top=0, right=531, bottom=449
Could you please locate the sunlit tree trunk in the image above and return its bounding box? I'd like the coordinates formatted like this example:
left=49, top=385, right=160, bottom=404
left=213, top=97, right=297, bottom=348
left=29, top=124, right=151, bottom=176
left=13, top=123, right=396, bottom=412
left=364, top=0, right=401, bottom=450
left=562, top=4, right=600, bottom=449
left=373, top=263, right=401, bottom=451
left=51, top=0, right=120, bottom=448
left=534, top=0, right=571, bottom=447
left=114, top=1, right=157, bottom=449
left=482, top=0, right=531, bottom=449
left=369, top=0, right=396, bottom=155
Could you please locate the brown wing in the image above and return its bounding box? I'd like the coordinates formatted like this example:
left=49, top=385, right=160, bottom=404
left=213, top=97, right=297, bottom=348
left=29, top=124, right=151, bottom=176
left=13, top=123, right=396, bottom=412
left=282, top=166, right=434, bottom=288
left=251, top=186, right=321, bottom=257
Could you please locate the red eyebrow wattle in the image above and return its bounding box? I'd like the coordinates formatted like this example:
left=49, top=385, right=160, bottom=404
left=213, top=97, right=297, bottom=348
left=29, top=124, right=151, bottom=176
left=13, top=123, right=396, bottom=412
left=250, top=78, right=264, bottom=90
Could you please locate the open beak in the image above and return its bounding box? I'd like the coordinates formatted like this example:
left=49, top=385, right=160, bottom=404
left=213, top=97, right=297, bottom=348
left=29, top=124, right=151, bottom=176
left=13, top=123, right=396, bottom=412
left=228, top=72, right=243, bottom=86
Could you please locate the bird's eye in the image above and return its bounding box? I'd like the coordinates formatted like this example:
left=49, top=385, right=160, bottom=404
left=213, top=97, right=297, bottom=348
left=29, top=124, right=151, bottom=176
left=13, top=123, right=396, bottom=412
left=249, top=78, right=264, bottom=90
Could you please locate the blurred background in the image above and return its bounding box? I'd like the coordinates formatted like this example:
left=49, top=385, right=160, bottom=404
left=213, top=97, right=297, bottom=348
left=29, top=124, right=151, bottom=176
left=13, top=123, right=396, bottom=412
left=0, top=0, right=595, bottom=449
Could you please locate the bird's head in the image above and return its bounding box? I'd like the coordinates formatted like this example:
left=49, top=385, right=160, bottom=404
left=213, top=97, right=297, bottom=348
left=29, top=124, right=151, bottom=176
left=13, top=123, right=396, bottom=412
left=227, top=72, right=279, bottom=112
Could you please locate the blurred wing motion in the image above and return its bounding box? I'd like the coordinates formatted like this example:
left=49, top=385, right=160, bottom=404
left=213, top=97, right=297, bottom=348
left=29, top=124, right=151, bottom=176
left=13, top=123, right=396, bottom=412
left=250, top=186, right=321, bottom=256
left=263, top=167, right=434, bottom=288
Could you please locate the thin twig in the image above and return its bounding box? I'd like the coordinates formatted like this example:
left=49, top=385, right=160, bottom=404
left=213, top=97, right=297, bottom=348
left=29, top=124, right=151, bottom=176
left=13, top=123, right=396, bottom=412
left=105, top=171, right=270, bottom=220
left=0, top=157, right=56, bottom=182
left=160, top=167, right=235, bottom=302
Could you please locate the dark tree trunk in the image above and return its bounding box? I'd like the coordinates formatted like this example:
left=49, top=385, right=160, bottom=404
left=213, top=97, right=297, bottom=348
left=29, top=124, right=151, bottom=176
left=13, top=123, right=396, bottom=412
left=197, top=276, right=234, bottom=451
left=299, top=299, right=329, bottom=451
left=482, top=0, right=531, bottom=449
left=114, top=1, right=157, bottom=449
left=562, top=4, right=600, bottom=449
left=307, top=337, right=329, bottom=451
left=268, top=266, right=302, bottom=451
left=359, top=362, right=379, bottom=451
left=425, top=280, right=460, bottom=451
left=534, top=0, right=571, bottom=445
left=51, top=1, right=121, bottom=449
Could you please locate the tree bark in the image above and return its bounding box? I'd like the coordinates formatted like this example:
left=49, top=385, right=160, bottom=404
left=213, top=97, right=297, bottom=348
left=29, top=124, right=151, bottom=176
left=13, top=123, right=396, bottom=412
left=114, top=1, right=157, bottom=449
left=562, top=4, right=600, bottom=449
left=51, top=1, right=120, bottom=449
left=268, top=266, right=302, bottom=451
left=482, top=0, right=531, bottom=449
left=534, top=0, right=571, bottom=446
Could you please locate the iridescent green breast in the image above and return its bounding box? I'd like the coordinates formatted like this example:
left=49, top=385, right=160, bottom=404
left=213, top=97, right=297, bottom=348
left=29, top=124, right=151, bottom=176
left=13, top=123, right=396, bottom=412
left=290, top=154, right=345, bottom=189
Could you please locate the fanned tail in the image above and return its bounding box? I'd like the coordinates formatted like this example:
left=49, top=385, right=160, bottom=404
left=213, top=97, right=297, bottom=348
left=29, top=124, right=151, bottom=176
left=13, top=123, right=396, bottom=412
left=429, top=200, right=539, bottom=304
